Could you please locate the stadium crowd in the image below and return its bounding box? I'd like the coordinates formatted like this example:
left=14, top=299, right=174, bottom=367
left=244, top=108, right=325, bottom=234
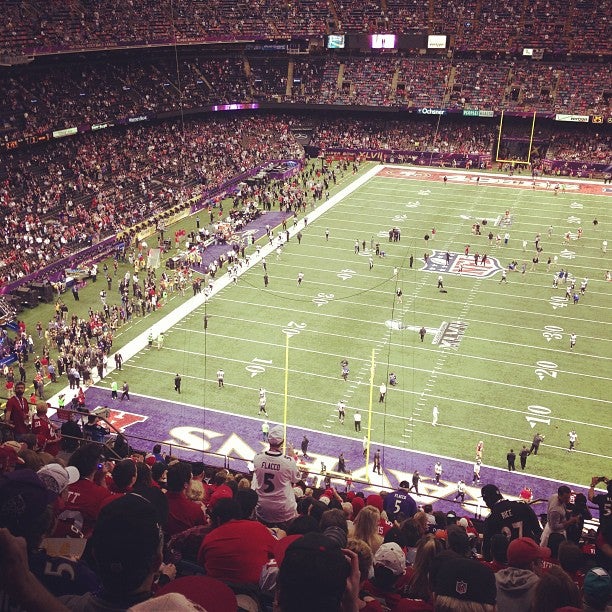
left=1, top=53, right=610, bottom=141
left=0, top=428, right=610, bottom=611
left=0, top=115, right=303, bottom=285
left=0, top=4, right=610, bottom=609
left=0, top=0, right=610, bottom=56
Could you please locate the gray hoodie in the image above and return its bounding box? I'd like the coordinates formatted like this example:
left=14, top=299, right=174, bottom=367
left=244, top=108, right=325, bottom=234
left=495, top=567, right=540, bottom=612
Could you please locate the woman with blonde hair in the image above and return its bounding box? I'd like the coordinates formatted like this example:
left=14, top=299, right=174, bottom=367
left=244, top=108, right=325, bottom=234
left=237, top=477, right=252, bottom=490
left=402, top=534, right=446, bottom=603
left=186, top=478, right=205, bottom=502
left=353, top=505, right=383, bottom=554
left=411, top=511, right=430, bottom=536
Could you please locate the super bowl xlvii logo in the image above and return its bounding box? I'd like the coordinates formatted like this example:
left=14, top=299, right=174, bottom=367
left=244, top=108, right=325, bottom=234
left=423, top=250, right=502, bottom=278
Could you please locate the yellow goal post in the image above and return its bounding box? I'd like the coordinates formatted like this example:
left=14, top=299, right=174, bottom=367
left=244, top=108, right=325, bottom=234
left=495, top=110, right=537, bottom=165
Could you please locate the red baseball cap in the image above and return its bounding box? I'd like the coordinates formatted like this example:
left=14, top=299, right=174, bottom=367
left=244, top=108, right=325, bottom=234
left=507, top=537, right=551, bottom=567
left=155, top=576, right=237, bottom=612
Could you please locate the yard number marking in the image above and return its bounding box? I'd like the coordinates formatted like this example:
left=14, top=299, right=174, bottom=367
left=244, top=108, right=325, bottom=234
left=549, top=296, right=567, bottom=310
left=542, top=325, right=564, bottom=341
left=525, top=405, right=551, bottom=428
left=337, top=269, right=357, bottom=280
left=282, top=321, right=307, bottom=337
left=534, top=360, right=558, bottom=380
left=246, top=358, right=273, bottom=377
left=313, top=293, right=334, bottom=307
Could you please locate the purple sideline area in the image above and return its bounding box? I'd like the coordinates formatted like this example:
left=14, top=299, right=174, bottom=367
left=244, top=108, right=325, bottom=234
left=189, top=211, right=292, bottom=275
left=78, top=386, right=596, bottom=521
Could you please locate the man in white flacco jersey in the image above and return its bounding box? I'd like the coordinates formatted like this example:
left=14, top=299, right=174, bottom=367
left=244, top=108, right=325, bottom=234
left=252, top=425, right=300, bottom=528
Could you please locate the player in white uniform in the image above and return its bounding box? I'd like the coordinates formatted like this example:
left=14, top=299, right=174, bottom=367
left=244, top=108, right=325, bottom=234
left=432, top=405, right=439, bottom=426
left=252, top=426, right=300, bottom=526
left=259, top=388, right=268, bottom=416
left=434, top=461, right=443, bottom=485
left=337, top=400, right=346, bottom=424
left=568, top=429, right=577, bottom=451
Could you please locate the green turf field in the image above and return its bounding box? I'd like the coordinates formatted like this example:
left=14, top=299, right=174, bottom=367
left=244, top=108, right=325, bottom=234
left=11, top=162, right=611, bottom=484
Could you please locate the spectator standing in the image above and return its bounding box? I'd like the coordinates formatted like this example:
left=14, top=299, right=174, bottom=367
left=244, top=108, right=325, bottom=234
left=383, top=480, right=417, bottom=522
left=4, top=381, right=31, bottom=443
left=276, top=533, right=354, bottom=612
left=31, top=402, right=61, bottom=456
left=252, top=426, right=299, bottom=527
left=587, top=478, right=612, bottom=570
left=481, top=484, right=542, bottom=561
left=540, top=485, right=579, bottom=546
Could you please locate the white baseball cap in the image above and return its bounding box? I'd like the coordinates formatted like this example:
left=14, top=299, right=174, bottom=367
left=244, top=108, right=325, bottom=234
left=37, top=464, right=80, bottom=495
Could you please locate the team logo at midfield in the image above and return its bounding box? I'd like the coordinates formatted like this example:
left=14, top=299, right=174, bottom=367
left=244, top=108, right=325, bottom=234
left=422, top=250, right=502, bottom=278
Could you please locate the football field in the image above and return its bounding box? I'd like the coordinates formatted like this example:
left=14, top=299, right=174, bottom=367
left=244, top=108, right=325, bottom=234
left=110, top=164, right=611, bottom=486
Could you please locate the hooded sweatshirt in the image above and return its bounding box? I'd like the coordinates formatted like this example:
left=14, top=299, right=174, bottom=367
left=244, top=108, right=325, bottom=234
left=495, top=567, right=540, bottom=612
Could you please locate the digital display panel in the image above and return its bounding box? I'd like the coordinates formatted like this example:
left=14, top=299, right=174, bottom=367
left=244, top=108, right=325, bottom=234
left=327, top=34, right=345, bottom=49
left=427, top=35, right=447, bottom=49
left=370, top=34, right=396, bottom=49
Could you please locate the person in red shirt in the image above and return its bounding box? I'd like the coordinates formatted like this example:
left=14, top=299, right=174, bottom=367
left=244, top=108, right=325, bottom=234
left=54, top=443, right=118, bottom=537
left=366, top=494, right=393, bottom=537
left=31, top=402, right=61, bottom=456
left=197, top=497, right=276, bottom=584
left=4, top=381, right=31, bottom=442
left=164, top=462, right=206, bottom=537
